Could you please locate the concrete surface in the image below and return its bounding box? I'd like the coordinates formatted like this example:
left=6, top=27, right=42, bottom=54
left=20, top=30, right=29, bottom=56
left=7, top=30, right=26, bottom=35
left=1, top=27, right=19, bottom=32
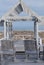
left=5, top=62, right=44, bottom=65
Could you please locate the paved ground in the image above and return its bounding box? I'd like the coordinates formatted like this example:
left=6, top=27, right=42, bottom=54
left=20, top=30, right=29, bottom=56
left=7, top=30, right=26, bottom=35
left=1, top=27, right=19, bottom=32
left=6, top=62, right=44, bottom=65
left=2, top=60, right=44, bottom=65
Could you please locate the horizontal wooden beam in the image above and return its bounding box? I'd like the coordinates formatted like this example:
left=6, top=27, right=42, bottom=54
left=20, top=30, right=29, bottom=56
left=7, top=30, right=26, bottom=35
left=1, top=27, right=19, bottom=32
left=6, top=16, right=32, bottom=21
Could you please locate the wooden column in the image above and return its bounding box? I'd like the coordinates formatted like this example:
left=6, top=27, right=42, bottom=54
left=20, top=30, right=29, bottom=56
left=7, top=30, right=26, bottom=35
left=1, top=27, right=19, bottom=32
left=8, top=22, right=12, bottom=39
left=34, top=21, right=39, bottom=59
left=4, top=21, right=7, bottom=39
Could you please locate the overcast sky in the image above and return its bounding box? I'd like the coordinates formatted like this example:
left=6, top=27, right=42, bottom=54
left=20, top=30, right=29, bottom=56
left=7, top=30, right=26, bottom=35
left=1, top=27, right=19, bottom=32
left=0, top=0, right=44, bottom=16
left=0, top=0, right=44, bottom=31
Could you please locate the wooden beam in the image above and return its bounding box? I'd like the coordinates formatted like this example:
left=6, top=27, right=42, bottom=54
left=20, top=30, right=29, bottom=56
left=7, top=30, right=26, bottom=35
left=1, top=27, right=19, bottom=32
left=6, top=16, right=32, bottom=21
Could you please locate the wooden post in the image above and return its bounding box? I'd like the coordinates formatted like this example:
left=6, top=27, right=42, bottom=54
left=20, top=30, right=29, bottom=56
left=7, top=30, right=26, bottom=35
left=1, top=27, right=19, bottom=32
left=4, top=21, right=7, bottom=39
left=34, top=21, right=39, bottom=59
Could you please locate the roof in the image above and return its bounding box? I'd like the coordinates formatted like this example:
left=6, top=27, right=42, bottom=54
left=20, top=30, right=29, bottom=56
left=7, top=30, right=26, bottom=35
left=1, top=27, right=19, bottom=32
left=0, top=0, right=44, bottom=25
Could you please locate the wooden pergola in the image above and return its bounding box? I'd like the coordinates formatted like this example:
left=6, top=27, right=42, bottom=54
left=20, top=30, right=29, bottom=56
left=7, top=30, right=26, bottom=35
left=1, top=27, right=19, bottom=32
left=0, top=0, right=44, bottom=54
